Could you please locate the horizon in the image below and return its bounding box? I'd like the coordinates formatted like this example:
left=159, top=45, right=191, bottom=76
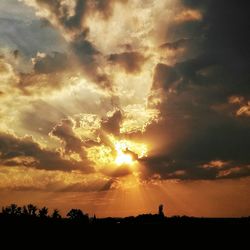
left=0, top=0, right=250, bottom=219
left=1, top=203, right=249, bottom=219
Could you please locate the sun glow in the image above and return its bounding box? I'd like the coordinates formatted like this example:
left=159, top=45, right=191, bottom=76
left=114, top=139, right=147, bottom=166
left=115, top=153, right=133, bottom=166
left=115, top=141, right=134, bottom=166
left=86, top=136, right=148, bottom=170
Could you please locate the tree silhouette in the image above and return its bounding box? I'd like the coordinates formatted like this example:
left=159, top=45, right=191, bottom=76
left=2, top=204, right=22, bottom=216
left=39, top=207, right=48, bottom=218
left=0, top=203, right=249, bottom=226
left=52, top=209, right=61, bottom=219
left=67, top=209, right=89, bottom=223
left=27, top=204, right=37, bottom=216
left=22, top=206, right=29, bottom=216
left=67, top=209, right=84, bottom=220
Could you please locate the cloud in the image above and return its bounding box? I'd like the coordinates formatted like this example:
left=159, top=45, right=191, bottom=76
left=19, top=0, right=128, bottom=91
left=13, top=50, right=19, bottom=59
left=59, top=178, right=115, bottom=192
left=0, top=166, right=114, bottom=192
left=174, top=9, right=202, bottom=23
left=21, top=0, right=126, bottom=35
left=70, top=33, right=112, bottom=90
left=236, top=103, right=250, bottom=117
left=142, top=0, right=250, bottom=181
left=217, top=166, right=250, bottom=179
left=0, top=57, right=19, bottom=86
left=160, top=38, right=190, bottom=51
left=152, top=63, right=180, bottom=90
left=0, top=132, right=92, bottom=172
left=101, top=109, right=123, bottom=136
left=1, top=0, right=249, bottom=185
left=108, top=52, right=147, bottom=74
left=19, top=100, right=66, bottom=136
left=50, top=118, right=85, bottom=158
left=33, top=52, right=69, bottom=74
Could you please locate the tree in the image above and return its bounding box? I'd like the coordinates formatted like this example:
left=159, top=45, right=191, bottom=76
left=2, top=204, right=21, bottom=216
left=27, top=204, right=37, bottom=216
left=51, top=209, right=61, bottom=219
left=67, top=209, right=83, bottom=220
left=67, top=209, right=89, bottom=223
left=22, top=206, right=29, bottom=216
left=39, top=207, right=48, bottom=218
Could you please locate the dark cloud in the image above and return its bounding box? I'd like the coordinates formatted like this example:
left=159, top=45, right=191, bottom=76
left=50, top=118, right=85, bottom=158
left=31, top=0, right=129, bottom=90
left=35, top=0, right=86, bottom=33
left=144, top=1, right=250, bottom=181
left=108, top=52, right=147, bottom=73
left=13, top=49, right=19, bottom=59
left=59, top=178, right=115, bottom=192
left=17, top=72, right=65, bottom=95
left=152, top=63, right=180, bottom=90
left=70, top=33, right=112, bottom=90
left=101, top=109, right=123, bottom=136
left=0, top=177, right=115, bottom=193
left=0, top=132, right=93, bottom=172
left=94, top=0, right=128, bottom=18
left=160, top=38, right=190, bottom=51
left=15, top=0, right=129, bottom=92
left=35, top=0, right=126, bottom=32
left=71, top=33, right=99, bottom=62
left=34, top=52, right=69, bottom=74
left=218, top=166, right=250, bottom=180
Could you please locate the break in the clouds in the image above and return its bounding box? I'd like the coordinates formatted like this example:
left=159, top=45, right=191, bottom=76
left=0, top=0, right=250, bottom=212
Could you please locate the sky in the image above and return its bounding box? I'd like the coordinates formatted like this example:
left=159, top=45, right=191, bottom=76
left=0, top=0, right=250, bottom=218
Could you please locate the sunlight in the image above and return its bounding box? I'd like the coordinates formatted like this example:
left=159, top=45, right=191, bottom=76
left=114, top=139, right=147, bottom=166
left=86, top=136, right=148, bottom=171
left=115, top=153, right=133, bottom=166
left=115, top=141, right=134, bottom=166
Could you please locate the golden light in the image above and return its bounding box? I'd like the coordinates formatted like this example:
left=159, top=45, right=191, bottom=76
left=86, top=136, right=148, bottom=171
left=114, top=139, right=148, bottom=167
left=115, top=153, right=133, bottom=166
left=115, top=141, right=134, bottom=166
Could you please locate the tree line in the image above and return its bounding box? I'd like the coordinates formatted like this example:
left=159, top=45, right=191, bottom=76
left=1, top=203, right=89, bottom=222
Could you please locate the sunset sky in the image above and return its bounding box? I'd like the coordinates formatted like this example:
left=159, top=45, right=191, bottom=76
left=0, top=0, right=249, bottom=217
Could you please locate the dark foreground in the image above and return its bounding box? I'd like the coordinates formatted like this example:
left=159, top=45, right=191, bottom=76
left=0, top=214, right=249, bottom=246
left=1, top=204, right=249, bottom=240
left=1, top=214, right=249, bottom=226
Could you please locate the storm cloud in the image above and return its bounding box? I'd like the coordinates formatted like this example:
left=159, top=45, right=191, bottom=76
left=143, top=0, right=250, bottom=180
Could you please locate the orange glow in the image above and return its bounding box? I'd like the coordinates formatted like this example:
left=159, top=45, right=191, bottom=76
left=115, top=141, right=134, bottom=166
left=86, top=136, right=148, bottom=171
left=113, top=138, right=147, bottom=167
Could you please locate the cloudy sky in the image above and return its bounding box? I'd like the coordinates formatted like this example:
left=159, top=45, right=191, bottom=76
left=0, top=0, right=250, bottom=217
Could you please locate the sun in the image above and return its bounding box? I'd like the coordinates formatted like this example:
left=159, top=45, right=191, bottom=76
left=114, top=140, right=146, bottom=166
left=115, top=152, right=133, bottom=166
left=114, top=141, right=134, bottom=166
left=86, top=136, right=148, bottom=169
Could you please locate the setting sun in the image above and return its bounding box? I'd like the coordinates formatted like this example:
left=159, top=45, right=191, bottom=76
left=86, top=136, right=148, bottom=171
left=115, top=141, right=134, bottom=166
left=115, top=153, right=133, bottom=166
left=113, top=139, right=148, bottom=167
